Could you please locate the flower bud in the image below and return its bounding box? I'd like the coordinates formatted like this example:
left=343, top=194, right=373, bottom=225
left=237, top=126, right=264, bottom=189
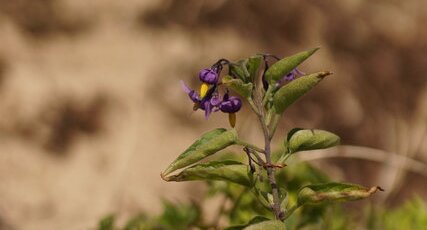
left=199, top=68, right=219, bottom=84
left=276, top=68, right=305, bottom=87
left=219, top=94, right=242, bottom=113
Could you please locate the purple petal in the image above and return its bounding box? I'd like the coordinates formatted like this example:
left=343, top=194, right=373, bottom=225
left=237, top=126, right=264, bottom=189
left=276, top=68, right=305, bottom=87
left=210, top=94, right=222, bottom=106
left=180, top=80, right=191, bottom=94
left=203, top=100, right=212, bottom=119
left=189, top=91, right=200, bottom=103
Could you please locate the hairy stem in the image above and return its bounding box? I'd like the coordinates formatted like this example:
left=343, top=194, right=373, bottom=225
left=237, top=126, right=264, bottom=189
left=253, top=90, right=284, bottom=220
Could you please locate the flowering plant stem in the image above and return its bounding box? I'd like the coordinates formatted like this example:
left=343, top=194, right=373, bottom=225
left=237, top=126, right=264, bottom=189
left=163, top=49, right=382, bottom=228
left=251, top=89, right=284, bottom=220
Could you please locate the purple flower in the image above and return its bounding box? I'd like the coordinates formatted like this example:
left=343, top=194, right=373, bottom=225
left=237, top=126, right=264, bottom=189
left=199, top=68, right=219, bottom=84
left=276, top=68, right=305, bottom=87
left=219, top=93, right=242, bottom=113
left=181, top=60, right=243, bottom=127
left=181, top=80, right=219, bottom=119
left=218, top=93, right=242, bottom=128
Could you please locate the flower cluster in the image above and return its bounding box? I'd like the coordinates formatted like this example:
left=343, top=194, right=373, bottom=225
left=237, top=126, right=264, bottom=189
left=181, top=56, right=305, bottom=128
left=181, top=62, right=242, bottom=127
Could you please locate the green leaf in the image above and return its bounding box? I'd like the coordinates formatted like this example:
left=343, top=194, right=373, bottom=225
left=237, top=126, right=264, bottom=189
left=264, top=48, right=319, bottom=84
left=273, top=71, right=331, bottom=114
left=222, top=75, right=253, bottom=98
left=230, top=61, right=250, bottom=82
left=162, top=160, right=252, bottom=186
left=253, top=171, right=273, bottom=208
left=286, top=129, right=340, bottom=153
left=279, top=189, right=288, bottom=210
left=246, top=55, right=263, bottom=81
left=225, top=216, right=270, bottom=230
left=297, top=182, right=383, bottom=206
left=286, top=128, right=304, bottom=143
left=243, top=220, right=286, bottom=230
left=162, top=128, right=238, bottom=176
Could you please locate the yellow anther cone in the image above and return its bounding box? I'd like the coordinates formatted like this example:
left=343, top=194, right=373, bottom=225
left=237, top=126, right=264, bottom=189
left=200, top=83, right=209, bottom=98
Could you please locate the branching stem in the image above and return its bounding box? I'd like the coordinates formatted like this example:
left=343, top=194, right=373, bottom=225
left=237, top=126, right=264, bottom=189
left=244, top=147, right=266, bottom=166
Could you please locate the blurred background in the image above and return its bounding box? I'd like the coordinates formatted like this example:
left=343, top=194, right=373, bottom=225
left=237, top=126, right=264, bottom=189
left=0, top=0, right=426, bottom=229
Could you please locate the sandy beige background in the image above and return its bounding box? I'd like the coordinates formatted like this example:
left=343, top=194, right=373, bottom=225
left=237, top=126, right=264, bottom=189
left=0, top=0, right=426, bottom=229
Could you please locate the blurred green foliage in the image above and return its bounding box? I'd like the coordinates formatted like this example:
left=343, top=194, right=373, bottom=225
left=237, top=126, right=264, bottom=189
left=99, top=200, right=201, bottom=230
left=99, top=155, right=427, bottom=229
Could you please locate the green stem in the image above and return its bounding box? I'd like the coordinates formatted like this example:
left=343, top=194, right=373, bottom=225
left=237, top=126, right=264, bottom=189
left=262, top=85, right=274, bottom=106
left=268, top=114, right=281, bottom=139
left=276, top=149, right=292, bottom=165
left=247, top=97, right=261, bottom=116
left=265, top=107, right=273, bottom=126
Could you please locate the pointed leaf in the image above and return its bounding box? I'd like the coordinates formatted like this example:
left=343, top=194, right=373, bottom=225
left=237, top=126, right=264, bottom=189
left=162, top=128, right=238, bottom=176
left=243, top=220, right=286, bottom=230
left=253, top=170, right=272, bottom=201
left=297, top=182, right=383, bottom=206
left=222, top=75, right=253, bottom=98
left=265, top=48, right=319, bottom=84
left=273, top=71, right=331, bottom=114
left=280, top=189, right=288, bottom=210
left=246, top=55, right=263, bottom=81
left=286, top=129, right=340, bottom=153
left=162, top=160, right=252, bottom=186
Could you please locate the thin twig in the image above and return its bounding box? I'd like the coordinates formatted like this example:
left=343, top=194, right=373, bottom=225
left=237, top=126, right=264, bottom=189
left=236, top=139, right=266, bottom=154
left=244, top=147, right=266, bottom=166
left=245, top=149, right=263, bottom=167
